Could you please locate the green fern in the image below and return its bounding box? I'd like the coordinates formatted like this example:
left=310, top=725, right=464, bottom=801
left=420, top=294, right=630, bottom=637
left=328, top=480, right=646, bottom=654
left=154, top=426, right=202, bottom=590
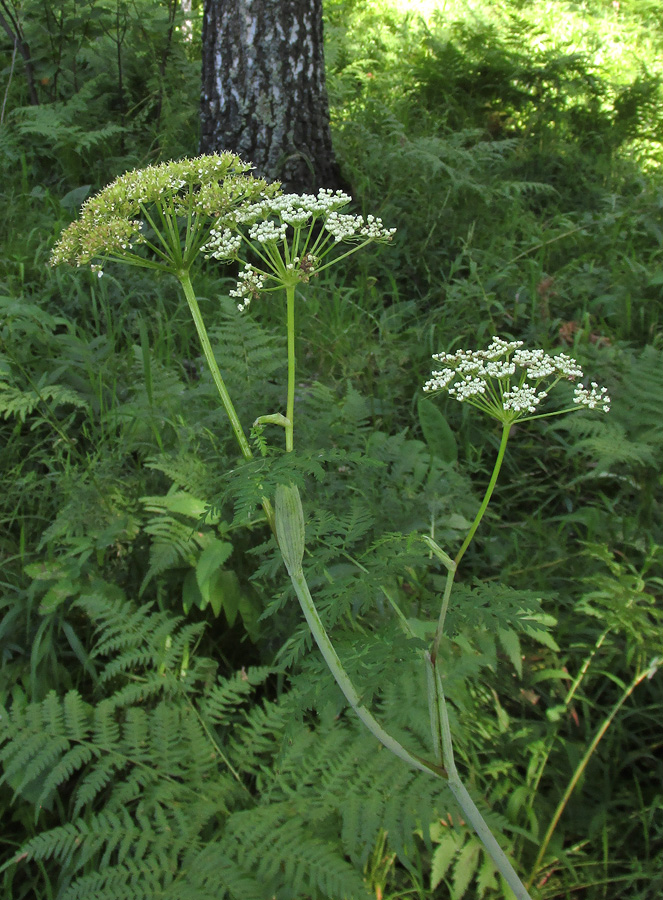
left=139, top=491, right=211, bottom=589
left=0, top=379, right=89, bottom=422
left=76, top=591, right=205, bottom=705
left=1, top=581, right=535, bottom=899
left=145, top=452, right=219, bottom=501
left=209, top=299, right=285, bottom=388
left=558, top=345, right=663, bottom=472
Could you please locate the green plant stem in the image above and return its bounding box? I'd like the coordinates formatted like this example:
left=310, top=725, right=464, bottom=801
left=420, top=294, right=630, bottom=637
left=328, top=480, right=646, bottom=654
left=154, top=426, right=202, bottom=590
left=421, top=481, right=532, bottom=897
left=285, top=283, right=296, bottom=452
left=431, top=567, right=456, bottom=666
left=178, top=271, right=252, bottom=460
left=177, top=270, right=275, bottom=532
left=419, top=536, right=456, bottom=665
left=286, top=563, right=444, bottom=778
left=525, top=665, right=655, bottom=890
left=428, top=655, right=534, bottom=900
left=454, top=422, right=511, bottom=567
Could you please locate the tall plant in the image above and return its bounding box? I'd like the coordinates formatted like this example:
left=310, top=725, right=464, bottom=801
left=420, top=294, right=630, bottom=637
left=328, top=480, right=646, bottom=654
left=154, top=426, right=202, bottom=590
left=50, top=152, right=611, bottom=898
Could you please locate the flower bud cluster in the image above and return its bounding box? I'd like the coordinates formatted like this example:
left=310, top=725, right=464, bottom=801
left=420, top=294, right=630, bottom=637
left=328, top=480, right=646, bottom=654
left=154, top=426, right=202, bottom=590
left=51, top=158, right=396, bottom=314
left=323, top=211, right=396, bottom=243
left=50, top=216, right=145, bottom=269
left=202, top=226, right=242, bottom=259
left=248, top=220, right=288, bottom=244
left=50, top=153, right=275, bottom=271
left=424, top=336, right=610, bottom=422
left=573, top=382, right=611, bottom=410
left=214, top=187, right=395, bottom=245
left=228, top=264, right=266, bottom=311
left=231, top=189, right=353, bottom=229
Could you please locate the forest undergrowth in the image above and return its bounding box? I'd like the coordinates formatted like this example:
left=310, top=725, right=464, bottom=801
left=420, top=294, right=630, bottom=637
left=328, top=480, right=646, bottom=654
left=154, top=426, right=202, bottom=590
left=1, top=1, right=662, bottom=898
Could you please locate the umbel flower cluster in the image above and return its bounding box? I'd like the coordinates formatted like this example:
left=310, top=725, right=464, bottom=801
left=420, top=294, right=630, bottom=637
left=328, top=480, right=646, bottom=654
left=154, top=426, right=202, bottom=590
left=424, top=337, right=610, bottom=424
left=50, top=156, right=396, bottom=309
left=50, top=153, right=277, bottom=275
left=202, top=189, right=396, bottom=310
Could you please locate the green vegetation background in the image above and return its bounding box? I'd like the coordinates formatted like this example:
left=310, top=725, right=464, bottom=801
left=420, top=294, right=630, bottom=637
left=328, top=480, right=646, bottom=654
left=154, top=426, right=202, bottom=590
left=1, top=1, right=662, bottom=898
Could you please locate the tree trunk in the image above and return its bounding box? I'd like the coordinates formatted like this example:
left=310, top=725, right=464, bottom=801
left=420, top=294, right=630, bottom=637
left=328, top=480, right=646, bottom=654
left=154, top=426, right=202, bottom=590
left=0, top=2, right=39, bottom=106
left=200, top=0, right=342, bottom=193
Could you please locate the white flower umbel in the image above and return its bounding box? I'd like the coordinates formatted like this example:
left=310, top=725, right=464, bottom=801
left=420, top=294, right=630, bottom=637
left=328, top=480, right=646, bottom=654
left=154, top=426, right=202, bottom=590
left=206, top=188, right=396, bottom=454
left=228, top=264, right=266, bottom=311
left=203, top=226, right=242, bottom=259
left=573, top=382, right=611, bottom=411
left=203, top=187, right=396, bottom=310
left=248, top=220, right=288, bottom=244
left=424, top=336, right=610, bottom=425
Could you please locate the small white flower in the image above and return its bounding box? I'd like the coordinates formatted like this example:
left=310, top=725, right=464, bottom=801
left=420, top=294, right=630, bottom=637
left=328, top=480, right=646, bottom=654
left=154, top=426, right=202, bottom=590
left=573, top=382, right=611, bottom=412
left=202, top=227, right=242, bottom=259
left=513, top=348, right=557, bottom=378
left=423, top=369, right=456, bottom=392
left=229, top=264, right=266, bottom=309
left=323, top=211, right=364, bottom=242
left=248, top=220, right=288, bottom=244
left=449, top=375, right=487, bottom=400
left=485, top=360, right=516, bottom=378
left=553, top=353, right=583, bottom=379
left=484, top=337, right=524, bottom=359
left=502, top=383, right=545, bottom=414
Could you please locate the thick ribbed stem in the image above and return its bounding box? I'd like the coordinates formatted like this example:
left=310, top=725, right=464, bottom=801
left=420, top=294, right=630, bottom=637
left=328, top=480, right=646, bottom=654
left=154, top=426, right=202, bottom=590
left=178, top=271, right=252, bottom=460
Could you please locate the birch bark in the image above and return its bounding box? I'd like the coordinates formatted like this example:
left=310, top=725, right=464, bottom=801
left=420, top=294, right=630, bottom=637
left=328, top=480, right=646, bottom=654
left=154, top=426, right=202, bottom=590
left=200, top=0, right=341, bottom=192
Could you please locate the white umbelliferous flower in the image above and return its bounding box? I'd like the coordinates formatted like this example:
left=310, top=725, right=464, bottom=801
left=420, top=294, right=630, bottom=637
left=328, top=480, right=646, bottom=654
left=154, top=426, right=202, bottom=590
left=424, top=336, right=610, bottom=423
left=573, top=382, right=611, bottom=411
left=202, top=226, right=242, bottom=259
left=204, top=186, right=396, bottom=309
left=228, top=264, right=266, bottom=310
left=248, top=220, right=288, bottom=244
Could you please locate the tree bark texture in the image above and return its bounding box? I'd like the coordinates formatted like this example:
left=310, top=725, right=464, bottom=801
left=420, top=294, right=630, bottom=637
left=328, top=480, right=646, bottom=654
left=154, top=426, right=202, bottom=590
left=200, top=0, right=341, bottom=193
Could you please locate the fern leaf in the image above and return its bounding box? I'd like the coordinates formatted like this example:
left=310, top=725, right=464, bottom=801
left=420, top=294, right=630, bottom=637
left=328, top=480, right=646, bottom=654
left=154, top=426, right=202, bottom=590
left=0, top=381, right=89, bottom=422
left=72, top=754, right=121, bottom=817
left=36, top=743, right=97, bottom=814
left=200, top=666, right=274, bottom=724
left=431, top=827, right=464, bottom=890
left=451, top=838, right=481, bottom=900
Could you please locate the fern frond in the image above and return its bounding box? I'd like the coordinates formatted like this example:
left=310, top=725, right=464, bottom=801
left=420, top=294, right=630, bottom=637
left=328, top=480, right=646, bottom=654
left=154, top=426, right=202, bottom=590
left=76, top=591, right=204, bottom=697
left=200, top=666, right=274, bottom=724
left=35, top=743, right=98, bottom=814
left=209, top=300, right=285, bottom=389
left=227, top=698, right=292, bottom=776
left=222, top=807, right=371, bottom=900
left=557, top=346, right=663, bottom=473
left=0, top=380, right=89, bottom=422
left=145, top=451, right=216, bottom=500
left=180, top=845, right=266, bottom=900
left=561, top=417, right=656, bottom=470
left=71, top=753, right=121, bottom=817
left=58, top=859, right=170, bottom=900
